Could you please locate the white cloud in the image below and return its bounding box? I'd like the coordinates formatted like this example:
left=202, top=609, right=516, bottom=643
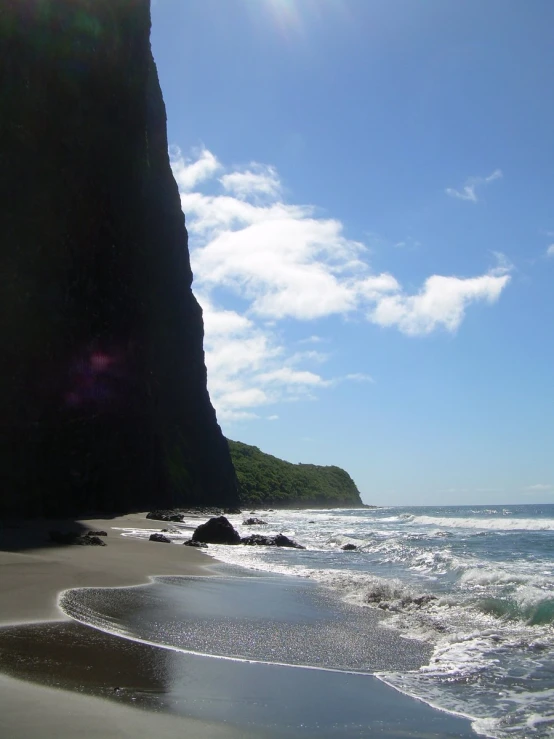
left=370, top=273, right=510, bottom=335
left=220, top=164, right=281, bottom=201
left=523, top=483, right=553, bottom=492
left=298, top=335, right=326, bottom=344
left=446, top=169, right=502, bottom=203
left=345, top=373, right=375, bottom=383
left=200, top=296, right=332, bottom=420
left=257, top=367, right=331, bottom=387
left=267, top=415, right=279, bottom=421
left=223, top=410, right=261, bottom=422
left=171, top=148, right=511, bottom=421
left=546, top=244, right=554, bottom=257
left=170, top=147, right=221, bottom=192
left=191, top=212, right=368, bottom=320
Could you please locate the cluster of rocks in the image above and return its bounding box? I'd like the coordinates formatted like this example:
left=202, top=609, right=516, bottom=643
left=147, top=515, right=305, bottom=549
left=189, top=516, right=305, bottom=549
left=147, top=510, right=185, bottom=523
left=146, top=506, right=242, bottom=523
left=147, top=532, right=208, bottom=548
left=241, top=533, right=305, bottom=549
left=49, top=530, right=107, bottom=546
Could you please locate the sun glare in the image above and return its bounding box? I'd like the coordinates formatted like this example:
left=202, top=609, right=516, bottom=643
left=254, top=0, right=349, bottom=39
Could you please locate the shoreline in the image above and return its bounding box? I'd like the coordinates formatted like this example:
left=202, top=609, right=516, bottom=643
left=0, top=512, right=479, bottom=738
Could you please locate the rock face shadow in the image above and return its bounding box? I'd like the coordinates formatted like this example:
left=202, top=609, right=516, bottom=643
left=1, top=0, right=238, bottom=518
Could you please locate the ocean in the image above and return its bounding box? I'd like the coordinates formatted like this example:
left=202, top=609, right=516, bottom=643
left=71, top=504, right=554, bottom=738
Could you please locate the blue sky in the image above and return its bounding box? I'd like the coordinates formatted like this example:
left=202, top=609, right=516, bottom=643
left=150, top=0, right=554, bottom=506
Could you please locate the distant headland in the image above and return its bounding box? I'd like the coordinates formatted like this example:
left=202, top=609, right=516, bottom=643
left=228, top=440, right=367, bottom=509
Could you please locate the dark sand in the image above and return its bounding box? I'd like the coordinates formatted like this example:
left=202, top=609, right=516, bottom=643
left=0, top=513, right=479, bottom=738
left=61, top=574, right=432, bottom=672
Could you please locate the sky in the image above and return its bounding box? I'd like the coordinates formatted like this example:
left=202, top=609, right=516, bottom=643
left=150, top=0, right=554, bottom=506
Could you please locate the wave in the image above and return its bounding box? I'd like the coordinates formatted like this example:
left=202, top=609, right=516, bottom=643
left=378, top=627, right=554, bottom=739
left=476, top=594, right=554, bottom=626
left=460, top=565, right=553, bottom=588
left=409, top=515, right=554, bottom=531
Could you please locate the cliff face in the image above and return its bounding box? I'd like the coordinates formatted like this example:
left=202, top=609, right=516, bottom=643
left=0, top=0, right=238, bottom=515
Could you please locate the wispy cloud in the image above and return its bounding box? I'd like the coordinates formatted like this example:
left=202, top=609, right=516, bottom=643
left=171, top=148, right=511, bottom=421
left=523, top=483, right=553, bottom=492
left=298, top=335, right=327, bottom=345
left=345, top=373, right=375, bottom=383
left=446, top=169, right=503, bottom=203
left=546, top=244, right=554, bottom=258
left=220, top=164, right=281, bottom=201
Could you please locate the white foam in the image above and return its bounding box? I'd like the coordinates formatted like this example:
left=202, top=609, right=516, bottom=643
left=410, top=515, right=554, bottom=531
left=101, top=507, right=554, bottom=738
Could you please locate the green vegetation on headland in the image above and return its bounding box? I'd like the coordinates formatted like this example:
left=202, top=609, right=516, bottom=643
left=228, top=440, right=365, bottom=509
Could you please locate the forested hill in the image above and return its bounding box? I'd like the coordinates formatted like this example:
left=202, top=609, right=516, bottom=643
left=228, top=440, right=364, bottom=508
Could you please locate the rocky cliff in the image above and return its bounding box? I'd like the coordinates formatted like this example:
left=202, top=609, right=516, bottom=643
left=0, top=0, right=238, bottom=515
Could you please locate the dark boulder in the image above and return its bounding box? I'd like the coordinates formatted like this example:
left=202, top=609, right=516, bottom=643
left=146, top=511, right=185, bottom=523
left=242, top=517, right=267, bottom=526
left=149, top=533, right=171, bottom=543
left=192, top=516, right=241, bottom=545
left=183, top=539, right=208, bottom=548
left=87, top=530, right=107, bottom=537
left=341, top=543, right=358, bottom=551
left=240, top=534, right=305, bottom=549
left=224, top=507, right=242, bottom=515
left=78, top=535, right=106, bottom=546
left=273, top=533, right=305, bottom=549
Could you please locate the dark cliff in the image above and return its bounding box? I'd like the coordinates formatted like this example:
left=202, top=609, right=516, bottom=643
left=0, top=0, right=238, bottom=516
left=228, top=440, right=364, bottom=509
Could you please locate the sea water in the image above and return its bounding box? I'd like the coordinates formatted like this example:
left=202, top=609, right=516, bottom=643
left=111, top=504, right=554, bottom=738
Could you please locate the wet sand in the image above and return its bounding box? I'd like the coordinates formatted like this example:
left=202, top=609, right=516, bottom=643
left=0, top=513, right=479, bottom=738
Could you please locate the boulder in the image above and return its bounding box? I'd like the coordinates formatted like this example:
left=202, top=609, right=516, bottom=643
left=192, top=516, right=241, bottom=545
left=273, top=533, right=305, bottom=549
left=240, top=533, right=305, bottom=549
left=149, top=533, right=171, bottom=543
left=78, top=535, right=106, bottom=546
left=341, top=543, right=357, bottom=551
left=146, top=510, right=184, bottom=523
left=183, top=539, right=208, bottom=548
left=223, top=507, right=242, bottom=515
left=242, top=517, right=267, bottom=526
left=87, top=530, right=107, bottom=537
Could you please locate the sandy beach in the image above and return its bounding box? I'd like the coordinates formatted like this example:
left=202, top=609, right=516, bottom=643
left=0, top=513, right=478, bottom=738
left=0, top=513, right=257, bottom=737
